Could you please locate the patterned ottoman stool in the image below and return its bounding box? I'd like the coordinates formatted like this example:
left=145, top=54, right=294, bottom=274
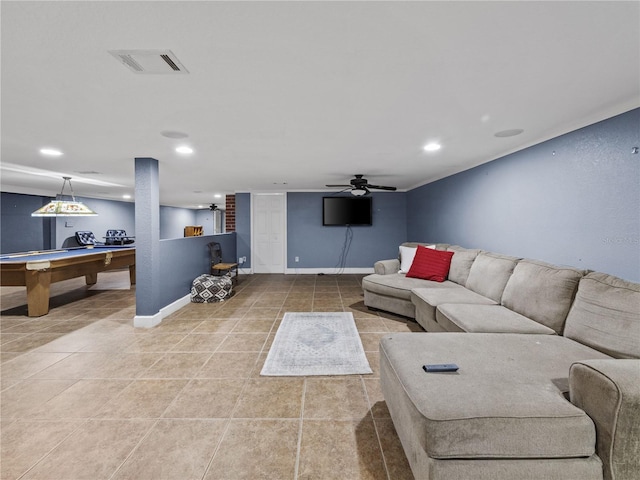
left=190, top=274, right=233, bottom=303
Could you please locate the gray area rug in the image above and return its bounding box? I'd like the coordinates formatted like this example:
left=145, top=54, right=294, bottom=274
left=261, top=312, right=373, bottom=376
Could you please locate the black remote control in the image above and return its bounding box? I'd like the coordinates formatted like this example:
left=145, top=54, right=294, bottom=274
left=423, top=363, right=459, bottom=373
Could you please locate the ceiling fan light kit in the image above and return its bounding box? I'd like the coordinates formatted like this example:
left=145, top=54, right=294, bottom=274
left=326, top=174, right=397, bottom=196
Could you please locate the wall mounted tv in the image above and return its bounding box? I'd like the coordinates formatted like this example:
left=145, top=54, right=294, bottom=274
left=323, top=196, right=372, bottom=226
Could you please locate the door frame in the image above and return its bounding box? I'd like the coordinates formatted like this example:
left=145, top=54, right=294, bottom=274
left=250, top=192, right=287, bottom=274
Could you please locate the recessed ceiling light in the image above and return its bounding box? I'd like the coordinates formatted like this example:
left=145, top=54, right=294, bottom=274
left=214, top=194, right=222, bottom=198
left=161, top=130, right=189, bottom=139
left=198, top=205, right=204, bottom=209
left=494, top=129, right=524, bottom=138
left=122, top=194, right=131, bottom=199
left=423, top=142, right=442, bottom=152
left=175, top=146, right=193, bottom=154
left=40, top=148, right=63, bottom=156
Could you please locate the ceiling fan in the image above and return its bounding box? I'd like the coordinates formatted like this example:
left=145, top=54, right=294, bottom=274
left=326, top=174, right=397, bottom=196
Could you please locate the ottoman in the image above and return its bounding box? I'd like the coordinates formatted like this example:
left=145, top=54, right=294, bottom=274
left=191, top=274, right=233, bottom=303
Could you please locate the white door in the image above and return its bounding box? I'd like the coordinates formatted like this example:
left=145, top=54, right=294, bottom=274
left=252, top=193, right=285, bottom=273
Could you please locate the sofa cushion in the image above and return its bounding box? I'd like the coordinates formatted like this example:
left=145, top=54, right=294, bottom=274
left=564, top=272, right=640, bottom=359
left=411, top=286, right=497, bottom=331
left=465, top=252, right=520, bottom=302
left=436, top=304, right=557, bottom=334
left=501, top=259, right=585, bottom=334
left=379, top=333, right=612, bottom=460
left=406, top=247, right=454, bottom=282
left=362, top=274, right=457, bottom=301
left=446, top=246, right=481, bottom=286
left=411, top=285, right=498, bottom=308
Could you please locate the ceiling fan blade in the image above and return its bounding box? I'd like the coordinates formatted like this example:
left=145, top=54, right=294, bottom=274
left=326, top=184, right=352, bottom=188
left=367, top=184, right=397, bottom=191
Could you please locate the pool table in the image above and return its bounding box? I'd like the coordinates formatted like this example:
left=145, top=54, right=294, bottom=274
left=0, top=246, right=135, bottom=317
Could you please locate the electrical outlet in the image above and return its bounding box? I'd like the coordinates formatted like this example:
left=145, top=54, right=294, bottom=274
left=295, top=256, right=299, bottom=263
left=238, top=257, right=244, bottom=264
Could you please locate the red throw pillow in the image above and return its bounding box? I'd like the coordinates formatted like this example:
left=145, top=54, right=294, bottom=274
left=406, top=246, right=454, bottom=282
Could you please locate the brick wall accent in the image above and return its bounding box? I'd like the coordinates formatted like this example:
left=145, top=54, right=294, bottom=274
left=225, top=194, right=236, bottom=232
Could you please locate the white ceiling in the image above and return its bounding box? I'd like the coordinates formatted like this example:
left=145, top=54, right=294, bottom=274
left=2, top=1, right=639, bottom=208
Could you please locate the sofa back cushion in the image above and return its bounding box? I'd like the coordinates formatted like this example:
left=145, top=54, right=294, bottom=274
left=401, top=242, right=449, bottom=250
left=446, top=246, right=481, bottom=286
left=501, top=259, right=585, bottom=334
left=564, top=272, right=640, bottom=359
left=465, top=252, right=520, bottom=302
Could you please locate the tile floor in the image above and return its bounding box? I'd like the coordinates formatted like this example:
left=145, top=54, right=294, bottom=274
left=1, top=271, right=420, bottom=480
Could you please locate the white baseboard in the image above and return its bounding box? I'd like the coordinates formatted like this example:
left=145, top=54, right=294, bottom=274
left=284, top=267, right=374, bottom=275
left=134, top=294, right=191, bottom=328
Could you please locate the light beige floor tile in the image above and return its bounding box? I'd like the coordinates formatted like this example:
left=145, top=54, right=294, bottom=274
left=203, top=419, right=299, bottom=480
left=96, top=379, right=188, bottom=418
left=1, top=273, right=403, bottom=480
left=122, top=333, right=187, bottom=352
left=141, top=352, right=211, bottom=378
left=170, top=333, right=227, bottom=352
left=192, top=319, right=239, bottom=333
left=19, top=419, right=154, bottom=480
left=26, top=379, right=131, bottom=419
left=230, top=319, right=276, bottom=333
left=374, top=418, right=414, bottom=480
left=163, top=378, right=245, bottom=418
left=363, top=378, right=390, bottom=419
left=196, top=352, right=260, bottom=378
left=0, top=333, right=65, bottom=353
left=298, top=419, right=387, bottom=480
left=1, top=379, right=77, bottom=420
left=112, top=419, right=226, bottom=480
left=354, top=317, right=390, bottom=332
left=233, top=378, right=304, bottom=418
left=0, top=419, right=82, bottom=480
left=365, top=352, right=381, bottom=378
left=359, top=333, right=389, bottom=352
left=218, top=333, right=269, bottom=352
left=304, top=378, right=370, bottom=420
left=1, top=352, right=72, bottom=387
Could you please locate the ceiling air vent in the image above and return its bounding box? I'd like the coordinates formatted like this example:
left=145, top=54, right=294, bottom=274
left=108, top=50, right=189, bottom=74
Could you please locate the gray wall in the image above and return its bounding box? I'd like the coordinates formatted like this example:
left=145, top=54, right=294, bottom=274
left=55, top=196, right=135, bottom=248
left=159, top=206, right=198, bottom=240
left=287, top=192, right=407, bottom=268
left=407, top=108, right=640, bottom=282
left=0, top=193, right=208, bottom=254
left=158, top=233, right=237, bottom=307
left=1, top=193, right=53, bottom=253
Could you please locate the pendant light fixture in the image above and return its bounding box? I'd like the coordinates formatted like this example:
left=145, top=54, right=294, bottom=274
left=31, top=176, right=98, bottom=217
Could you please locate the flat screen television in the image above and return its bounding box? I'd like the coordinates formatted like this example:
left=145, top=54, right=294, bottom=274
left=323, top=196, right=372, bottom=226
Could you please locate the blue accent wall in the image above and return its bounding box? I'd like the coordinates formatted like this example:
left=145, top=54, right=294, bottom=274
left=159, top=206, right=198, bottom=239
left=407, top=108, right=640, bottom=282
left=158, top=233, right=237, bottom=306
left=287, top=192, right=407, bottom=268
left=1, top=192, right=53, bottom=253
left=55, top=197, right=135, bottom=248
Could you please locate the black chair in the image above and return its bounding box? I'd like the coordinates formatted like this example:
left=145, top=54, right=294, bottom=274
left=105, top=229, right=135, bottom=245
left=75, top=231, right=104, bottom=246
left=207, top=242, right=239, bottom=284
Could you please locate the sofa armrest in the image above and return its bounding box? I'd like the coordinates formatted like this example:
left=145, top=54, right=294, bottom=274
left=569, top=359, right=640, bottom=480
left=374, top=259, right=400, bottom=275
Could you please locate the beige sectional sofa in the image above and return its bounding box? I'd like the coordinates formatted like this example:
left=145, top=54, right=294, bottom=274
left=362, top=243, right=640, bottom=480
